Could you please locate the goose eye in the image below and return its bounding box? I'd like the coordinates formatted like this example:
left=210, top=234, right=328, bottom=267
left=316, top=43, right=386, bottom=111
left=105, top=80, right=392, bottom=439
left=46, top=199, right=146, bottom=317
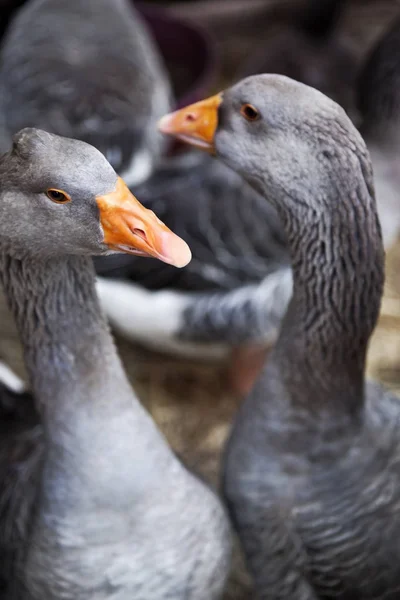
left=240, top=103, right=260, bottom=122
left=46, top=188, right=71, bottom=204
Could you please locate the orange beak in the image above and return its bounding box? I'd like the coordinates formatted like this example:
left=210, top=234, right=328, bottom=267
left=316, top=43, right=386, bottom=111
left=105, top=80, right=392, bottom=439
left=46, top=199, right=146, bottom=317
left=96, top=177, right=191, bottom=268
left=158, top=93, right=223, bottom=153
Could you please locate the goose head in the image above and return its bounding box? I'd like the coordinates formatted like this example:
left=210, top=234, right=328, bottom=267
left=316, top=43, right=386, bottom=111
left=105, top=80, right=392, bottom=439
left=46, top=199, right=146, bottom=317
left=158, top=74, right=368, bottom=217
left=0, top=128, right=191, bottom=266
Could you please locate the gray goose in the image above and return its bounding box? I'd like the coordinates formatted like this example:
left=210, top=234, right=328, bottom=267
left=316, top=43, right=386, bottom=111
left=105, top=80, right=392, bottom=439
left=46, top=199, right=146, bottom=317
left=0, top=0, right=171, bottom=186
left=159, top=75, right=400, bottom=599
left=0, top=128, right=231, bottom=599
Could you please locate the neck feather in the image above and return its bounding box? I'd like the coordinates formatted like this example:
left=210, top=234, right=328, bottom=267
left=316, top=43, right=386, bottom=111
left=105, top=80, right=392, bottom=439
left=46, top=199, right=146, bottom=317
left=0, top=252, right=136, bottom=425
left=271, top=153, right=384, bottom=413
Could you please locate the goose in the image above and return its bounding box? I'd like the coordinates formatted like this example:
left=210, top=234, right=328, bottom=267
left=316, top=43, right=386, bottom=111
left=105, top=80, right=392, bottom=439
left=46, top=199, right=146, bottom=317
left=358, top=15, right=400, bottom=250
left=0, top=0, right=172, bottom=186
left=158, top=75, right=400, bottom=599
left=0, top=128, right=231, bottom=599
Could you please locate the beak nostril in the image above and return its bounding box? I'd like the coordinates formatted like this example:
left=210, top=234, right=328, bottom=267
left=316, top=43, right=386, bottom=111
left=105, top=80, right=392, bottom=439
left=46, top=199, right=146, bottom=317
left=185, top=113, right=196, bottom=123
left=133, top=228, right=147, bottom=241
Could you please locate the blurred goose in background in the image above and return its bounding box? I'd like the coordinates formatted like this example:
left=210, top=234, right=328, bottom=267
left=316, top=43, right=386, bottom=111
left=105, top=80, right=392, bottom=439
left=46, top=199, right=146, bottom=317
left=95, top=0, right=359, bottom=387
left=0, top=128, right=231, bottom=599
left=159, top=73, right=400, bottom=600
left=95, top=153, right=291, bottom=361
left=358, top=15, right=400, bottom=250
left=0, top=0, right=172, bottom=186
left=96, top=153, right=292, bottom=393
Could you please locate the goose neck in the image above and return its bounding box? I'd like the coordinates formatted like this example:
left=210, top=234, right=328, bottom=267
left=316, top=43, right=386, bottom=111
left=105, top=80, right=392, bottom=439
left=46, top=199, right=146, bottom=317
left=0, top=248, right=176, bottom=510
left=271, top=162, right=384, bottom=412
left=0, top=252, right=136, bottom=423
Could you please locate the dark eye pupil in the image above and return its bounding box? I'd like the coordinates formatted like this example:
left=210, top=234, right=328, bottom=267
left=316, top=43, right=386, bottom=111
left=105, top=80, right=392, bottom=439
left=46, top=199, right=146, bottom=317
left=244, top=105, right=258, bottom=119
left=47, top=189, right=69, bottom=202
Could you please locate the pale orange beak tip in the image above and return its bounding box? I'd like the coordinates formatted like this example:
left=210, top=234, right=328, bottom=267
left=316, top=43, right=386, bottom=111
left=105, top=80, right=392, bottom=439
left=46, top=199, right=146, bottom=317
left=158, top=113, right=176, bottom=135
left=160, top=231, right=192, bottom=268
left=97, top=177, right=192, bottom=268
left=157, top=93, right=222, bottom=151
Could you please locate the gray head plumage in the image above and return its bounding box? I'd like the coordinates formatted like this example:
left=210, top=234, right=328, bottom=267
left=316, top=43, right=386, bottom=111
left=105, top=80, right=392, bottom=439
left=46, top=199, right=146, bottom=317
left=214, top=75, right=373, bottom=218
left=0, top=128, right=191, bottom=268
left=0, top=128, right=118, bottom=259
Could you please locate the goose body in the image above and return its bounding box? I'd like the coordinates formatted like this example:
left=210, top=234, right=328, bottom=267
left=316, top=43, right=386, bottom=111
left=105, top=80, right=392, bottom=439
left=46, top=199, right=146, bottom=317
left=0, top=129, right=230, bottom=599
left=159, top=76, right=400, bottom=598
left=0, top=0, right=172, bottom=186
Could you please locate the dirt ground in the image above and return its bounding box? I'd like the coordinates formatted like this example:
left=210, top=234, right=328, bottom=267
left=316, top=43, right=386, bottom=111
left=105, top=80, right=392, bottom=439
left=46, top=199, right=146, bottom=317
left=1, top=0, right=400, bottom=598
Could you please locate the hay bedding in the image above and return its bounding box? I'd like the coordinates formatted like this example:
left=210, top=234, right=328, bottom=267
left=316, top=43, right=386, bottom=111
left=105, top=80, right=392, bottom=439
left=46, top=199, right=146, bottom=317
left=1, top=0, right=400, bottom=598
